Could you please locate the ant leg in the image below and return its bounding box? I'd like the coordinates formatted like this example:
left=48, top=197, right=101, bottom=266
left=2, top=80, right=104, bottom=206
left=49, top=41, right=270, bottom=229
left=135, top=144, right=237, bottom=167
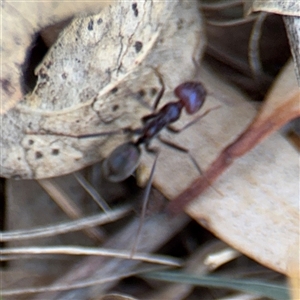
left=76, top=128, right=131, bottom=139
left=167, top=105, right=221, bottom=133
left=25, top=127, right=137, bottom=139
left=76, top=126, right=146, bottom=139
left=152, top=69, right=166, bottom=111
left=158, top=136, right=223, bottom=197
left=130, top=150, right=159, bottom=257
left=158, top=136, right=202, bottom=172
left=141, top=113, right=157, bottom=125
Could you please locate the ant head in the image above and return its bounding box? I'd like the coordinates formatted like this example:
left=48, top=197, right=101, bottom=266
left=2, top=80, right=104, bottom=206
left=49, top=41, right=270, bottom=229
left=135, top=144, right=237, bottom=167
left=102, top=142, right=141, bottom=182
left=174, top=82, right=207, bottom=115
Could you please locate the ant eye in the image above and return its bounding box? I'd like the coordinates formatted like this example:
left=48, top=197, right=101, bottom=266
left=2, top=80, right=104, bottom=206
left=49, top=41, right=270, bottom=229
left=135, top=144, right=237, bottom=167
left=175, top=82, right=207, bottom=114
left=102, top=142, right=141, bottom=182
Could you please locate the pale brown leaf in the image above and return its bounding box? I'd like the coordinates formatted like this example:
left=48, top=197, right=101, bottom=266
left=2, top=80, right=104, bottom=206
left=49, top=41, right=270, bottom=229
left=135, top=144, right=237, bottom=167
left=146, top=60, right=299, bottom=274
left=245, top=0, right=300, bottom=16
left=284, top=16, right=300, bottom=85
left=1, top=0, right=205, bottom=179
left=0, top=2, right=108, bottom=114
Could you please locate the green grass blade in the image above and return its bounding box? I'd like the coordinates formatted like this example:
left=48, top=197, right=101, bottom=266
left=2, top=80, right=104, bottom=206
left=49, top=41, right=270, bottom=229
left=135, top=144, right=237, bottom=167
left=141, top=271, right=289, bottom=300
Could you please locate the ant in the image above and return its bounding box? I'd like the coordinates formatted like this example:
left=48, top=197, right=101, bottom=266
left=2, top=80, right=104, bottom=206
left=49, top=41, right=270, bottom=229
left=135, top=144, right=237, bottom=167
left=98, top=78, right=211, bottom=255
left=28, top=74, right=214, bottom=255
left=101, top=80, right=207, bottom=183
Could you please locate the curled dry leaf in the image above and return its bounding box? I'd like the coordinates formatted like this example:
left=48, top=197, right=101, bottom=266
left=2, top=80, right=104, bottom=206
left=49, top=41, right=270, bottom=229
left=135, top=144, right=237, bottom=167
left=245, top=0, right=300, bottom=16
left=244, top=0, right=300, bottom=84
left=1, top=0, right=205, bottom=179
left=284, top=16, right=300, bottom=85
left=147, top=60, right=298, bottom=274
left=0, top=2, right=108, bottom=114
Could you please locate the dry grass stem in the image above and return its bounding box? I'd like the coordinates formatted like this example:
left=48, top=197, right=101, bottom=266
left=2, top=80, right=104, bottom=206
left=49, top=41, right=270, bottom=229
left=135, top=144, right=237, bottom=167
left=2, top=266, right=164, bottom=297
left=1, top=245, right=182, bottom=266
left=74, top=172, right=112, bottom=213
left=1, top=205, right=130, bottom=242
left=38, top=178, right=104, bottom=242
left=144, top=241, right=237, bottom=300
left=206, top=15, right=257, bottom=27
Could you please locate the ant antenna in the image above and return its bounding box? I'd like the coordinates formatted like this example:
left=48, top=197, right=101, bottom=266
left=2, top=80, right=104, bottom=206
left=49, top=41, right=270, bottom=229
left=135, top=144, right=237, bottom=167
left=167, top=105, right=221, bottom=133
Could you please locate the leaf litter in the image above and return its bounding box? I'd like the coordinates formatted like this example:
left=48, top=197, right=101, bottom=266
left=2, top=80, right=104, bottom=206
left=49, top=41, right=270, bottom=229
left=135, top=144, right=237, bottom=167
left=1, top=0, right=298, bottom=299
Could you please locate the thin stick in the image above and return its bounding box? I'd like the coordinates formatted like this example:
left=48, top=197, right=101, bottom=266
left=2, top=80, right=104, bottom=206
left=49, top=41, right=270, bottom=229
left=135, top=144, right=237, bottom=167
left=74, top=172, right=111, bottom=213
left=37, top=179, right=104, bottom=242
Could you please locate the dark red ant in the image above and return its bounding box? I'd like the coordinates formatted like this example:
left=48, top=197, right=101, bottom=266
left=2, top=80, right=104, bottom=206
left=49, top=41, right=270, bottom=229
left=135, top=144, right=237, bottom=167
left=31, top=78, right=208, bottom=182
left=27, top=77, right=212, bottom=255
left=99, top=79, right=209, bottom=255
left=102, top=81, right=207, bottom=182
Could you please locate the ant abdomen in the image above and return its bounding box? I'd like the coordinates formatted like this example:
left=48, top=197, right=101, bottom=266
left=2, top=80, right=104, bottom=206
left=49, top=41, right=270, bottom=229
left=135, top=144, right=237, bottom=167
left=102, top=142, right=141, bottom=182
left=174, top=82, right=207, bottom=114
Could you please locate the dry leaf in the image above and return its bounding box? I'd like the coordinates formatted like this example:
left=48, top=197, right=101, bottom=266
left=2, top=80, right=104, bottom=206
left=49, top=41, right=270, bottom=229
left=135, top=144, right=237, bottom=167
left=287, top=244, right=300, bottom=300
left=2, top=1, right=294, bottom=296
left=245, top=0, right=300, bottom=16
left=0, top=2, right=108, bottom=114
left=284, top=16, right=300, bottom=85
left=244, top=0, right=300, bottom=84
left=1, top=0, right=205, bottom=179
left=148, top=60, right=299, bottom=274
